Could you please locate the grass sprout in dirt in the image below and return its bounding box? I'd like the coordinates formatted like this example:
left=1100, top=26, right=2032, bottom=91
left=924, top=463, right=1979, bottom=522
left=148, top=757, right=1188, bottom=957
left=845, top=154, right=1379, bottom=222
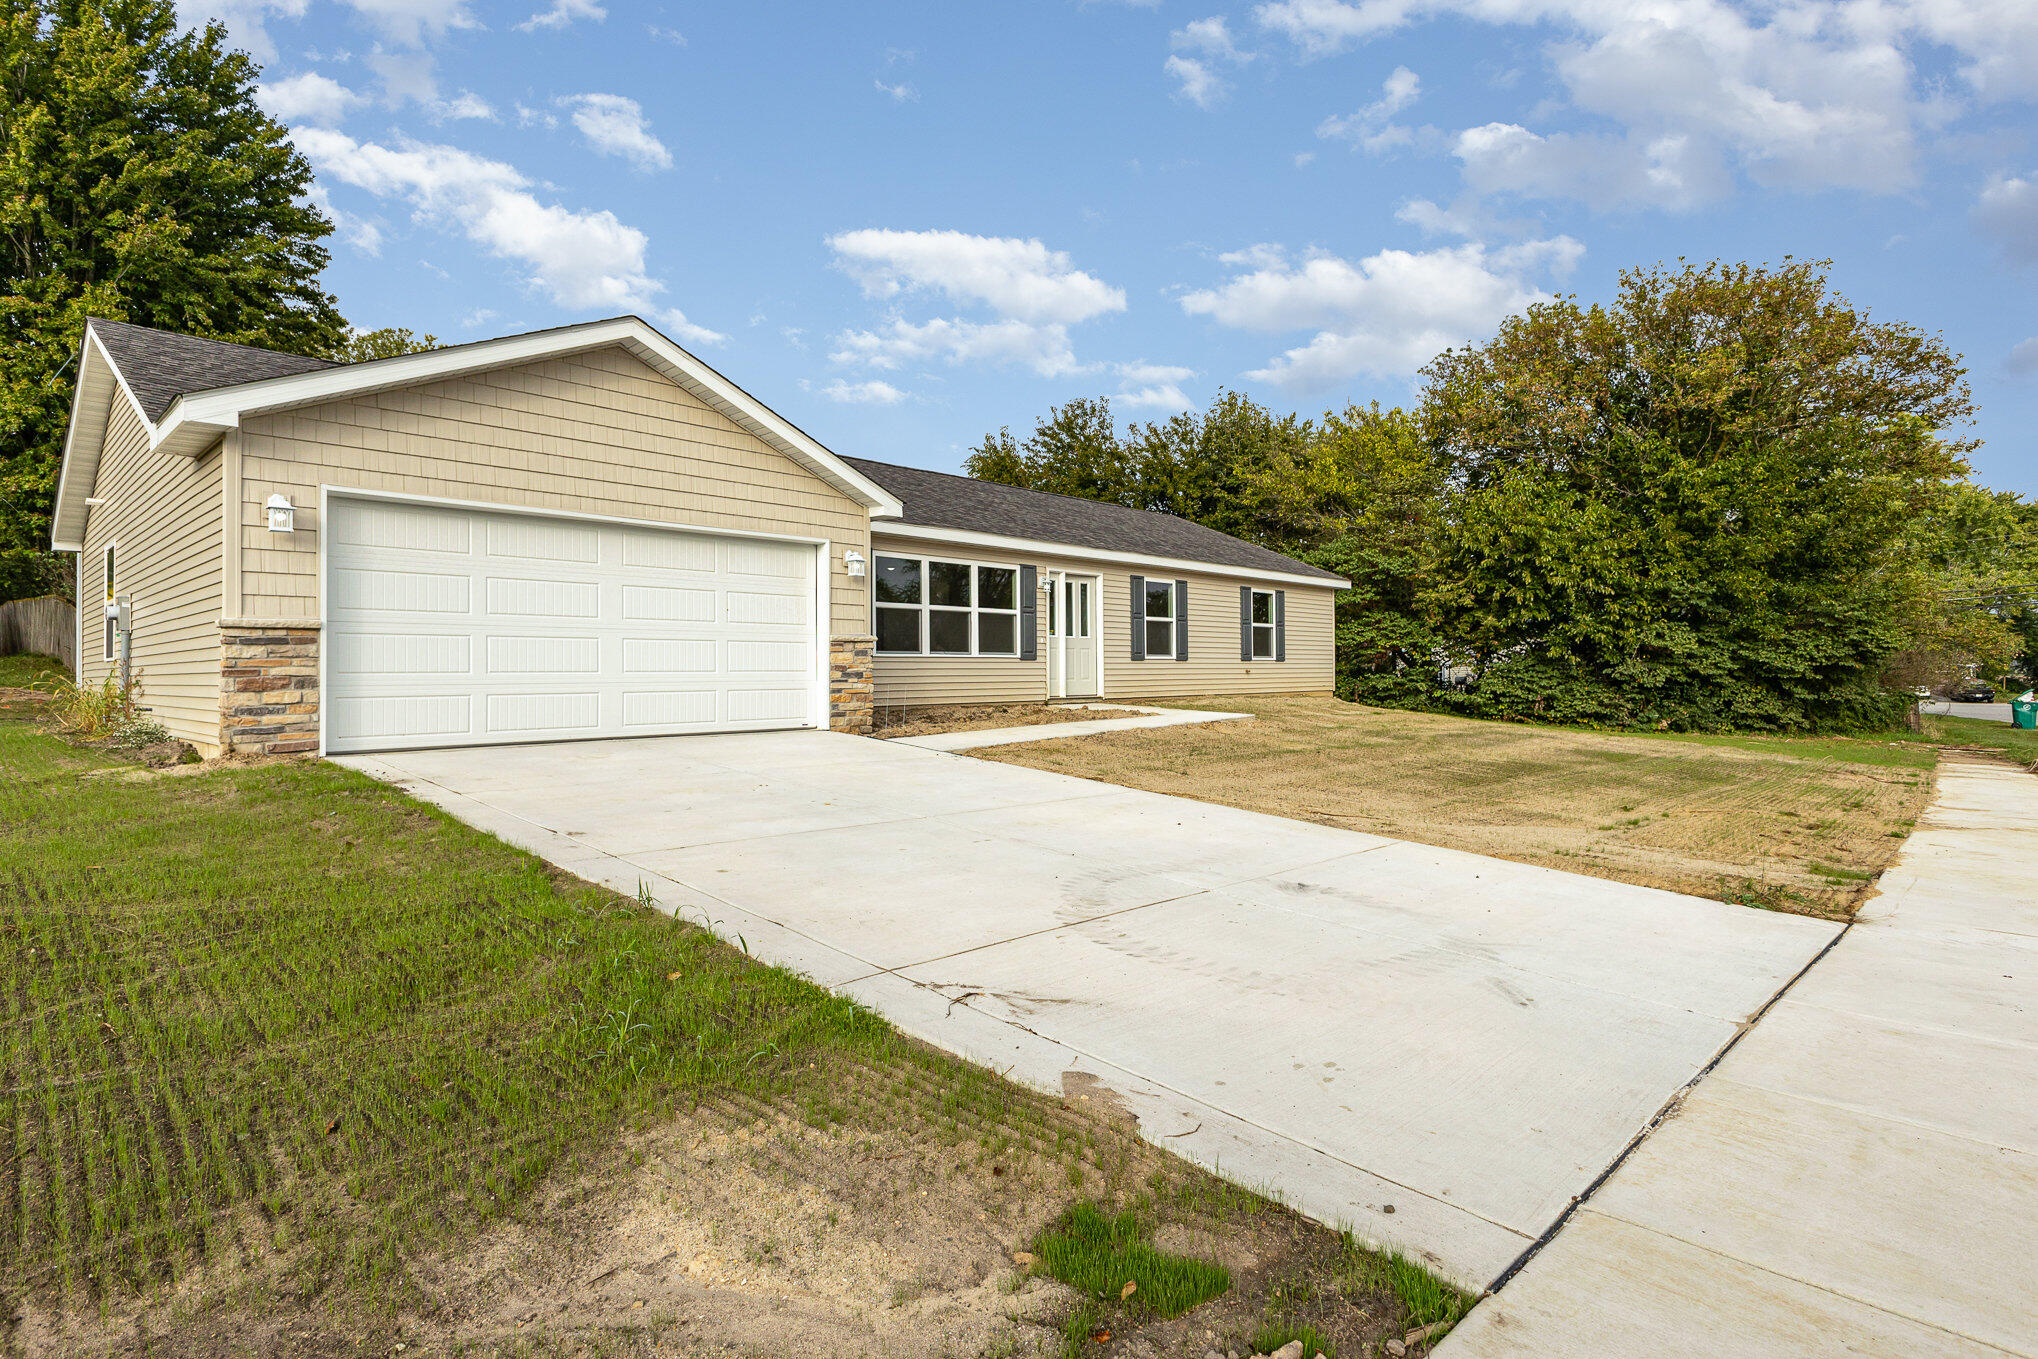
left=1031, top=1202, right=1230, bottom=1317
left=871, top=700, right=1109, bottom=740
left=0, top=686, right=1467, bottom=1357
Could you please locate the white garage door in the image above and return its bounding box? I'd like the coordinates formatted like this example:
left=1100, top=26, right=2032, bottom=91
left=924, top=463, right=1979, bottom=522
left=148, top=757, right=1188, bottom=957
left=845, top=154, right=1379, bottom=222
left=324, top=497, right=819, bottom=753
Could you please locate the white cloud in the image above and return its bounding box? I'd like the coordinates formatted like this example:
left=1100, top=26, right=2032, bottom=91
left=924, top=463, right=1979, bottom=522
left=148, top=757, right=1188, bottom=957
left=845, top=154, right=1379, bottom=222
left=1885, top=0, right=2038, bottom=101
left=1316, top=64, right=1420, bottom=151
left=307, top=181, right=384, bottom=256
left=561, top=94, right=672, bottom=171
left=1255, top=0, right=1417, bottom=56
left=820, top=379, right=908, bottom=405
left=1180, top=236, right=1582, bottom=388
left=513, top=101, right=558, bottom=128
left=661, top=309, right=727, bottom=346
left=2007, top=337, right=2038, bottom=375
left=362, top=48, right=492, bottom=121
left=294, top=128, right=717, bottom=334
left=1115, top=361, right=1196, bottom=409
left=829, top=317, right=1082, bottom=378
left=257, top=70, right=365, bottom=125
left=827, top=229, right=1124, bottom=326
left=343, top=0, right=477, bottom=46
left=517, top=0, right=603, bottom=31
left=431, top=90, right=495, bottom=121
left=875, top=78, right=918, bottom=102
left=1165, top=54, right=1229, bottom=107
left=1977, top=171, right=2038, bottom=263
left=1394, top=196, right=1481, bottom=236
left=647, top=23, right=685, bottom=44
left=1174, top=15, right=1248, bottom=60
left=181, top=0, right=309, bottom=63
left=365, top=48, right=437, bottom=103
left=1253, top=0, right=2026, bottom=208
left=1453, top=123, right=1730, bottom=210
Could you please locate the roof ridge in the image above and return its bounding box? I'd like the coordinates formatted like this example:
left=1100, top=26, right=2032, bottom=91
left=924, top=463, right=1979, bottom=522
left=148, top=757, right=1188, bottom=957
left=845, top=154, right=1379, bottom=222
left=847, top=455, right=1343, bottom=582
left=87, top=316, right=341, bottom=366
left=849, top=454, right=1206, bottom=529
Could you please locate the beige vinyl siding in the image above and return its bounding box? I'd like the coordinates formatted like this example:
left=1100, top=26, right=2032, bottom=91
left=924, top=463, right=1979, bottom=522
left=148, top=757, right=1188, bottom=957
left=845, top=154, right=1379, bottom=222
left=77, top=396, right=225, bottom=752
left=870, top=532, right=1338, bottom=708
left=233, top=346, right=872, bottom=632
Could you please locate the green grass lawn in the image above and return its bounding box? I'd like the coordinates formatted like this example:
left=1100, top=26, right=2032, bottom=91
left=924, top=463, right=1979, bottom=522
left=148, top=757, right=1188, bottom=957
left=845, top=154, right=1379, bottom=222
left=0, top=651, right=63, bottom=688
left=0, top=700, right=898, bottom=1306
left=1911, top=713, right=2038, bottom=765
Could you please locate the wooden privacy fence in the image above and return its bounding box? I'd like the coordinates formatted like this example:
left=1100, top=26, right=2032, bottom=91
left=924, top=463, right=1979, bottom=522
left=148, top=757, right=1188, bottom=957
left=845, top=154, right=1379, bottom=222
left=0, top=595, right=75, bottom=671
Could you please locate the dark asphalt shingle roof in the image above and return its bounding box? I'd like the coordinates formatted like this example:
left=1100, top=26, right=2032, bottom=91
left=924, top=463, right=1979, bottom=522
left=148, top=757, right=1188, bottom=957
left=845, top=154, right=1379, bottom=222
left=89, top=318, right=334, bottom=422
left=82, top=318, right=1340, bottom=582
left=845, top=456, right=1344, bottom=583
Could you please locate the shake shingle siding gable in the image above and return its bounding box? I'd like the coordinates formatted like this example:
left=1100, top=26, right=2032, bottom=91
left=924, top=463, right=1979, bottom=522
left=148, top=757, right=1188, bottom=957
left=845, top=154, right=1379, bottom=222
left=89, top=318, right=335, bottom=422
left=844, top=456, right=1344, bottom=584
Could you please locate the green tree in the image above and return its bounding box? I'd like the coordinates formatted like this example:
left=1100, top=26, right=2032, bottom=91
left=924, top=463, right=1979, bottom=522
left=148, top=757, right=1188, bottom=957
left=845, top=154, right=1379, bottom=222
left=1292, top=404, right=1446, bottom=705
left=0, top=0, right=347, bottom=599
left=1422, top=259, right=1975, bottom=731
left=965, top=396, right=1130, bottom=505
left=329, top=327, right=439, bottom=364
left=1888, top=484, right=2038, bottom=692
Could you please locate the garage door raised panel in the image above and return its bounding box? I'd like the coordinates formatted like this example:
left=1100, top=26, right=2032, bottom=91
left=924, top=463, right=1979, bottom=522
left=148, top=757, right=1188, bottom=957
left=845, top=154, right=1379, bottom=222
left=325, top=498, right=819, bottom=752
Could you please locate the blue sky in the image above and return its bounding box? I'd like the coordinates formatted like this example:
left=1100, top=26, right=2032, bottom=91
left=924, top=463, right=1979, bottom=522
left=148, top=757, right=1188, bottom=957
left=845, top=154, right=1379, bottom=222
left=202, top=0, right=2037, bottom=493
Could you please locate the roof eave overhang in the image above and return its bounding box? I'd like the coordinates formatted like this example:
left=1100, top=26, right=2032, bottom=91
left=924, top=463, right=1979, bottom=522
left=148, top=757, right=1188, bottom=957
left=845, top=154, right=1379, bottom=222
left=148, top=316, right=903, bottom=516
left=870, top=520, right=1351, bottom=589
left=50, top=326, right=150, bottom=552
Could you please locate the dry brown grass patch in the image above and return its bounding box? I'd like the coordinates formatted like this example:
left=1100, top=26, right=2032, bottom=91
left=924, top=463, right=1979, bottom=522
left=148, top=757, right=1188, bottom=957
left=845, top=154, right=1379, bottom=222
left=978, top=696, right=1937, bottom=918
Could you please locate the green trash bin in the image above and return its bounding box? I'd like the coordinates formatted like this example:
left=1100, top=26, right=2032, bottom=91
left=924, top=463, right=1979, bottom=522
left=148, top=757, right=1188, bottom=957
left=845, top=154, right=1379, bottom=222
left=2013, top=695, right=2038, bottom=731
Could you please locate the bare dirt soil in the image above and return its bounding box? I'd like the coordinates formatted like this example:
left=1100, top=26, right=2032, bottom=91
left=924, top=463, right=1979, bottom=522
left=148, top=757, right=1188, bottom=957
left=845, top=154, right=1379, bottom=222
left=979, top=695, right=1938, bottom=918
left=872, top=702, right=1123, bottom=740
left=17, top=1075, right=1430, bottom=1359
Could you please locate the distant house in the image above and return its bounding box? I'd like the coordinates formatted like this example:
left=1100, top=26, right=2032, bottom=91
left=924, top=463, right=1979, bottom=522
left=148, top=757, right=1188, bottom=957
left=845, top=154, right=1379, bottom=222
left=52, top=315, right=1345, bottom=757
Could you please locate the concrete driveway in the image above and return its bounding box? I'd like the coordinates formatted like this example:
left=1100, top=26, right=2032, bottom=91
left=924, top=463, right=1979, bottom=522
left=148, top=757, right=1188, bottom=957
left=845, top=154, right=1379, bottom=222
left=340, top=730, right=1839, bottom=1289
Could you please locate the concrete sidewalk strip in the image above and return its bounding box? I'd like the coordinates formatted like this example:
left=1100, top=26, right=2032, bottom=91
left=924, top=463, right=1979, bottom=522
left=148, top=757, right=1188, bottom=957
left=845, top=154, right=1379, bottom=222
left=1439, top=1210, right=2018, bottom=1359
left=338, top=728, right=1839, bottom=1292
left=891, top=703, right=1251, bottom=751
left=1437, top=755, right=2038, bottom=1358
left=1589, top=1077, right=2038, bottom=1355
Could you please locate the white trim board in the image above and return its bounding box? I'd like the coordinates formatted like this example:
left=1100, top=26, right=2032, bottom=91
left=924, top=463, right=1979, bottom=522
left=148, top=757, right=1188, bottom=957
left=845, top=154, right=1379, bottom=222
left=871, top=521, right=1350, bottom=590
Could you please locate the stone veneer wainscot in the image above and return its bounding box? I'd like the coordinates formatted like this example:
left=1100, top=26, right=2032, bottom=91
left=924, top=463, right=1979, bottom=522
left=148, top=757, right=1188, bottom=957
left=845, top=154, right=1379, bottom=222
left=829, top=634, right=874, bottom=734
left=219, top=621, right=320, bottom=755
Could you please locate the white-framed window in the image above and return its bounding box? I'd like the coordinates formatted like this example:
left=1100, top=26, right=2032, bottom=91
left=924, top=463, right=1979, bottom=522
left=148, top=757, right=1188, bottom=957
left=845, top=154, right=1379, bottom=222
left=874, top=554, right=1021, bottom=656
left=1143, top=578, right=1175, bottom=659
left=1250, top=589, right=1276, bottom=659
left=102, top=542, right=117, bottom=661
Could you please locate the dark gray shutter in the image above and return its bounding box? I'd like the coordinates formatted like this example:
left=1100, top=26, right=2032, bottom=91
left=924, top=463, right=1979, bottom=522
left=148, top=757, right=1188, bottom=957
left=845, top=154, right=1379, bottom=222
left=1174, top=580, right=1189, bottom=661
left=1130, top=574, right=1146, bottom=660
left=1275, top=589, right=1287, bottom=662
left=1019, top=564, right=1038, bottom=661
left=1240, top=585, right=1253, bottom=661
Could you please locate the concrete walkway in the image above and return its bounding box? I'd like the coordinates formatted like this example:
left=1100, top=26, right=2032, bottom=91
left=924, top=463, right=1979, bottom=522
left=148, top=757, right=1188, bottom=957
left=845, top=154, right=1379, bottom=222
left=340, top=730, right=1837, bottom=1291
left=892, top=703, right=1250, bottom=752
left=1437, top=756, right=2038, bottom=1358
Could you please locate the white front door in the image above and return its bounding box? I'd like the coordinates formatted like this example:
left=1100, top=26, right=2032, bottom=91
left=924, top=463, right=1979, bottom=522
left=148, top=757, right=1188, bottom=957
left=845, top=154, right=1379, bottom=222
left=324, top=496, right=820, bottom=753
left=1052, top=573, right=1099, bottom=698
